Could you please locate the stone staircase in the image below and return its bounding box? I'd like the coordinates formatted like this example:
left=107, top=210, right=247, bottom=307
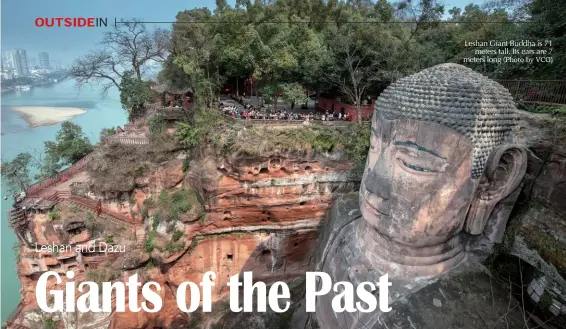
left=65, top=197, right=136, bottom=232
left=135, top=227, right=146, bottom=249
left=8, top=208, right=26, bottom=229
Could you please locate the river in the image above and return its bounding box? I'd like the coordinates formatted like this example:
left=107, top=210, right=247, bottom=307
left=1, top=79, right=128, bottom=322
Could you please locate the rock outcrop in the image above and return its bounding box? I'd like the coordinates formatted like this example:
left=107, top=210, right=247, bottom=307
left=6, top=124, right=361, bottom=329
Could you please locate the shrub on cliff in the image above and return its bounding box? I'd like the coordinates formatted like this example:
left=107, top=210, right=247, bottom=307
left=145, top=230, right=157, bottom=252
left=0, top=152, right=33, bottom=193
left=150, top=188, right=199, bottom=225
left=85, top=261, right=121, bottom=286
left=343, top=123, right=371, bottom=178
left=42, top=122, right=94, bottom=171
left=88, top=143, right=176, bottom=193
left=175, top=107, right=227, bottom=153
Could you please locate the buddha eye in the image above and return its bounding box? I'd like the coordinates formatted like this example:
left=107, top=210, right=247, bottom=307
left=397, top=158, right=435, bottom=173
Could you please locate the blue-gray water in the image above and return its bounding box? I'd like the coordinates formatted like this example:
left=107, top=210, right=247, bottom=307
left=1, top=79, right=128, bottom=322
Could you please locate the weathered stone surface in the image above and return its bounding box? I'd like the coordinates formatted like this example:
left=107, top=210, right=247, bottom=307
left=308, top=64, right=530, bottom=329
left=198, top=152, right=357, bottom=227
left=10, top=146, right=357, bottom=328
left=379, top=269, right=525, bottom=329
left=516, top=110, right=566, bottom=217
left=165, top=230, right=318, bottom=300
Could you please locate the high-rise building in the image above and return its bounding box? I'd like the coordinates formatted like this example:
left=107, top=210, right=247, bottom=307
left=39, top=52, right=50, bottom=68
left=6, top=49, right=30, bottom=76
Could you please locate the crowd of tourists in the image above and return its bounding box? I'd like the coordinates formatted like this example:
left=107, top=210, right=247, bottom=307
left=222, top=94, right=353, bottom=122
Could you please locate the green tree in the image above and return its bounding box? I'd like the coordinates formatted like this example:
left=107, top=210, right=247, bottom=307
left=281, top=83, right=308, bottom=107
left=174, top=108, right=224, bottom=152
left=1, top=153, right=33, bottom=193
left=171, top=9, right=223, bottom=108
left=37, top=122, right=94, bottom=180
left=119, top=70, right=154, bottom=121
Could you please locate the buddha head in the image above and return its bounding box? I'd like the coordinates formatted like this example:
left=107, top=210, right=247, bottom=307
left=358, top=64, right=527, bottom=273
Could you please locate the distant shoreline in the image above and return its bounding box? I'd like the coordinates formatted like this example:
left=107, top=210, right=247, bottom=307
left=10, top=106, right=87, bottom=128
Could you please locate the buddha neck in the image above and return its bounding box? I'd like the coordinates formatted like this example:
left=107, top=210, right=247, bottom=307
left=355, top=220, right=466, bottom=278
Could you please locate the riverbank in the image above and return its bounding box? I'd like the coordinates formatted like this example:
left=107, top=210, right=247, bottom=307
left=1, top=78, right=128, bottom=323
left=10, top=106, right=87, bottom=128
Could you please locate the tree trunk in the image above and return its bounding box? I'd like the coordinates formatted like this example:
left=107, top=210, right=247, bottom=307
left=134, top=65, right=142, bottom=81
left=357, top=103, right=362, bottom=124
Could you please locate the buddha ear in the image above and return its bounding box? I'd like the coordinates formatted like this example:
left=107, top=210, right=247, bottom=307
left=464, top=144, right=528, bottom=235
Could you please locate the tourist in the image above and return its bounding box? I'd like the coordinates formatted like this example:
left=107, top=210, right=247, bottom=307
left=95, top=200, right=102, bottom=217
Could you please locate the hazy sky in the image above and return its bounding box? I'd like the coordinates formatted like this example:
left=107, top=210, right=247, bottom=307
left=1, top=0, right=485, bottom=66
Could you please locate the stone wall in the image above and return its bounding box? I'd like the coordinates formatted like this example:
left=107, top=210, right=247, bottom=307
left=506, top=110, right=566, bottom=320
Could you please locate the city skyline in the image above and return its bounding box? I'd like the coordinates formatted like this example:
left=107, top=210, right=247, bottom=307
left=5, top=49, right=30, bottom=76
left=3, top=49, right=62, bottom=70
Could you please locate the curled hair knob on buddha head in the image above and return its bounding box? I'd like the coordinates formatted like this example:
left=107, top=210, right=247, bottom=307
left=374, top=63, right=519, bottom=178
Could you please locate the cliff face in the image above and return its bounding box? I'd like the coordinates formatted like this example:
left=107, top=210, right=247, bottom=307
left=8, top=111, right=566, bottom=328
left=7, top=132, right=360, bottom=329
left=500, top=111, right=566, bottom=321
left=200, top=151, right=356, bottom=228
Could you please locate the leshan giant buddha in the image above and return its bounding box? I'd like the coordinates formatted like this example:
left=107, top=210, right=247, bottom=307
left=309, top=63, right=528, bottom=328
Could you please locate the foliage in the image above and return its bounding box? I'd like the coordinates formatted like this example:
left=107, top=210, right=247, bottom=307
left=280, top=83, right=308, bottom=105
left=3, top=123, right=93, bottom=190
left=44, top=317, right=59, bottom=329
left=86, top=261, right=121, bottom=286
left=143, top=197, right=155, bottom=209
left=164, top=241, right=185, bottom=253
left=518, top=103, right=566, bottom=116
left=37, top=122, right=93, bottom=181
left=148, top=113, right=166, bottom=135
left=141, top=207, right=149, bottom=220
left=172, top=230, right=183, bottom=242
left=84, top=211, right=100, bottom=236
left=152, top=214, right=159, bottom=230
left=153, top=188, right=197, bottom=224
left=174, top=108, right=225, bottom=151
left=158, top=0, right=566, bottom=110
left=145, top=230, right=157, bottom=252
left=100, top=127, right=116, bottom=140
left=0, top=152, right=33, bottom=193
left=47, top=208, right=60, bottom=221
left=70, top=19, right=168, bottom=95
left=120, top=70, right=155, bottom=121
left=87, top=142, right=176, bottom=193
left=344, top=123, right=371, bottom=177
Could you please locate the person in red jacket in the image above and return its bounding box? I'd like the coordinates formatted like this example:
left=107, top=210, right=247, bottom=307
left=95, top=199, right=102, bottom=217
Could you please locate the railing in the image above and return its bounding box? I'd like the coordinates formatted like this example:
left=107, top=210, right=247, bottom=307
left=496, top=80, right=566, bottom=105
left=221, top=113, right=368, bottom=126
left=25, top=153, right=94, bottom=196
left=8, top=208, right=26, bottom=228
left=104, top=136, right=150, bottom=145
left=70, top=181, right=90, bottom=197
left=66, top=195, right=137, bottom=226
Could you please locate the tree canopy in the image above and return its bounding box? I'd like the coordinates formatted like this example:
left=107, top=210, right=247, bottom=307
left=71, top=0, right=565, bottom=119
left=161, top=0, right=563, bottom=109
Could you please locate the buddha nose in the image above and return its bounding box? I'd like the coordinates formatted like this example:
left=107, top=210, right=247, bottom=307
left=365, top=156, right=392, bottom=200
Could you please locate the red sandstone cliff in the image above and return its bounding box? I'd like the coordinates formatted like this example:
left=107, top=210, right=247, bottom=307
left=7, top=130, right=359, bottom=329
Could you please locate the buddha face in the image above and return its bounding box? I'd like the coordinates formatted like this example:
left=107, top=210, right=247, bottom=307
left=359, top=113, right=479, bottom=247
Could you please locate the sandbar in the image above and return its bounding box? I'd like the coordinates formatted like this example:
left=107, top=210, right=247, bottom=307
left=10, top=106, right=87, bottom=128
